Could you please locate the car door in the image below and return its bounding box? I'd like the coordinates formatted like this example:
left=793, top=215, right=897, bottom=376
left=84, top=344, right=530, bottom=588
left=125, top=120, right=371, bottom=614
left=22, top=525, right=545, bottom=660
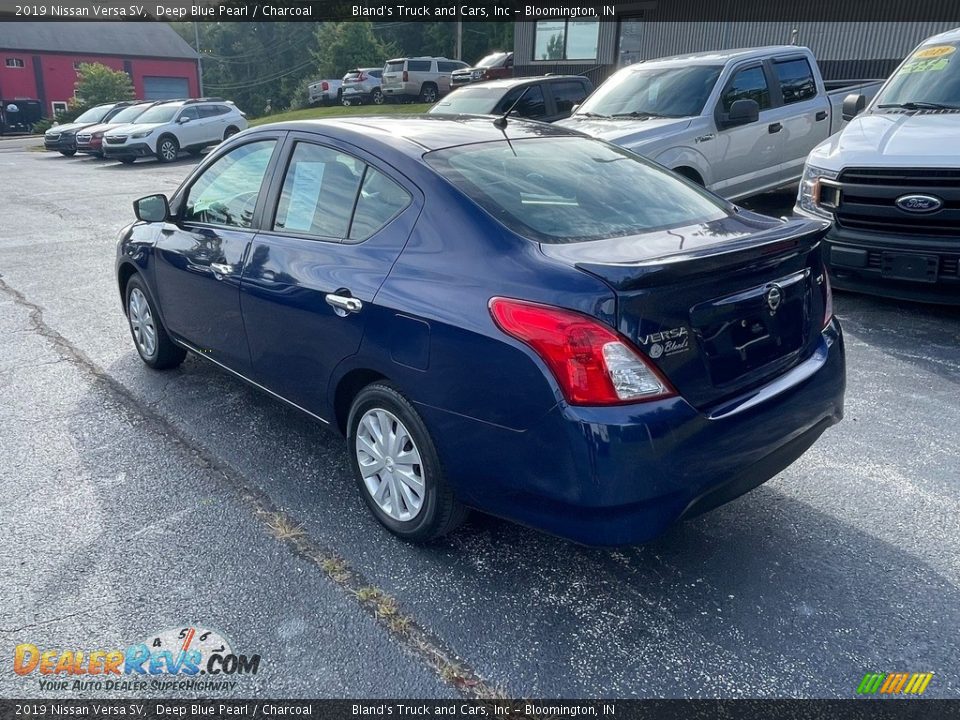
left=198, top=104, right=226, bottom=144
left=546, top=79, right=592, bottom=121
left=710, top=63, right=786, bottom=199
left=173, top=106, right=205, bottom=147
left=240, top=134, right=421, bottom=418
left=154, top=136, right=283, bottom=372
left=494, top=84, right=549, bottom=122
left=769, top=56, right=831, bottom=185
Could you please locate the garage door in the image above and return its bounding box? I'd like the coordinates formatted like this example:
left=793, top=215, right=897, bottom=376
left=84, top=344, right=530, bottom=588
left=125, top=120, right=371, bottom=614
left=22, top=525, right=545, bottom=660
left=144, top=77, right=190, bottom=100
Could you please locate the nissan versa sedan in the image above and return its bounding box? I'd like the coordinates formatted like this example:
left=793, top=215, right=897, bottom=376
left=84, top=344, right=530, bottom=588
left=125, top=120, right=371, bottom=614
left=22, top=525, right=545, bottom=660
left=115, top=116, right=845, bottom=546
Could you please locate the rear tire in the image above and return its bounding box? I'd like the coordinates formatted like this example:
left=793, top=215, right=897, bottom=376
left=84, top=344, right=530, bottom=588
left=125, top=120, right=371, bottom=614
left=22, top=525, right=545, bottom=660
left=371, top=88, right=384, bottom=105
left=125, top=275, right=186, bottom=370
left=156, top=136, right=179, bottom=163
left=347, top=383, right=468, bottom=542
left=223, top=126, right=239, bottom=141
left=419, top=83, right=438, bottom=103
left=188, top=147, right=203, bottom=157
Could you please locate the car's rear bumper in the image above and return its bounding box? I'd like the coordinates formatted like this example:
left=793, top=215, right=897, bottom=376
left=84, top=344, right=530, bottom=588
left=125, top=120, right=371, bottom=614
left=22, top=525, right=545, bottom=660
left=103, top=142, right=154, bottom=159
left=418, top=321, right=845, bottom=546
left=823, top=227, right=960, bottom=305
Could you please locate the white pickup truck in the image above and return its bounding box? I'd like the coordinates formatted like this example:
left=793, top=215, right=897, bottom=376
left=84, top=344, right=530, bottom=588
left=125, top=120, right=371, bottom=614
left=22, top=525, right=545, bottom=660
left=795, top=27, right=960, bottom=305
left=558, top=46, right=882, bottom=201
left=308, top=78, right=343, bottom=105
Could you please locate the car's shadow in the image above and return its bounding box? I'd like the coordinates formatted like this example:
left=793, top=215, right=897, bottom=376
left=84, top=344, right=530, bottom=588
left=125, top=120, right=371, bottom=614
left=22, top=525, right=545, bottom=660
left=89, top=287, right=960, bottom=697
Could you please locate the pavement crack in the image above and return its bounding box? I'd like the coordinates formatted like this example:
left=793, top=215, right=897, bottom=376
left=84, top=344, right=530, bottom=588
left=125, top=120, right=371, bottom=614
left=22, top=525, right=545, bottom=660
left=0, top=275, right=504, bottom=700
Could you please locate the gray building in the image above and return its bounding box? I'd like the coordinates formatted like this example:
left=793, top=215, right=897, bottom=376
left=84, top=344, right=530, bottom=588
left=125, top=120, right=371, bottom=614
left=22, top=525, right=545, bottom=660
left=514, top=18, right=960, bottom=85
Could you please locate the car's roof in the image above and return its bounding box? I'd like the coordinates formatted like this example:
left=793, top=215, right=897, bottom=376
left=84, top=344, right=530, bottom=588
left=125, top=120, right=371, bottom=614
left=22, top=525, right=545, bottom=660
left=638, top=45, right=809, bottom=66
left=272, top=115, right=581, bottom=153
left=923, top=26, right=960, bottom=45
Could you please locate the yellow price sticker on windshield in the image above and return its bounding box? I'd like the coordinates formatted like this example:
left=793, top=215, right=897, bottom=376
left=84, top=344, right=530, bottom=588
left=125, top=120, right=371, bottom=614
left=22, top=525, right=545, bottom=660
left=913, top=45, right=957, bottom=59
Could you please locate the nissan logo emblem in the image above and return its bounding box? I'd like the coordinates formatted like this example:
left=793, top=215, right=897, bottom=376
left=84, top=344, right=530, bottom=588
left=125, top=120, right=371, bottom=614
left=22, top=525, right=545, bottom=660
left=766, top=284, right=783, bottom=313
left=895, top=194, right=944, bottom=213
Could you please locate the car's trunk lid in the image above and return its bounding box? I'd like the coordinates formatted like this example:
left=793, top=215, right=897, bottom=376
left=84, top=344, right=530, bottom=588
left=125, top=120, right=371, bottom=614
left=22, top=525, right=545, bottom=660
left=539, top=214, right=831, bottom=410
left=382, top=62, right=405, bottom=89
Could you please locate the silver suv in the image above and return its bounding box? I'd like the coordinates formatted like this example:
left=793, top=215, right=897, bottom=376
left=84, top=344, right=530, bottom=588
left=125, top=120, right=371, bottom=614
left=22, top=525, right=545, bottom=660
left=381, top=57, right=469, bottom=103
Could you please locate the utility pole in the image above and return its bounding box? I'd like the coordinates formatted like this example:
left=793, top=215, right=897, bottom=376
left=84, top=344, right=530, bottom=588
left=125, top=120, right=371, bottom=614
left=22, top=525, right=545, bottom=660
left=455, top=20, right=462, bottom=60
left=194, top=21, right=204, bottom=97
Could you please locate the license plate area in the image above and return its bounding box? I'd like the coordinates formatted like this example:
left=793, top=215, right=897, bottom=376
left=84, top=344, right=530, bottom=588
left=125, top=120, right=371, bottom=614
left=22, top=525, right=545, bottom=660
left=881, top=252, right=938, bottom=283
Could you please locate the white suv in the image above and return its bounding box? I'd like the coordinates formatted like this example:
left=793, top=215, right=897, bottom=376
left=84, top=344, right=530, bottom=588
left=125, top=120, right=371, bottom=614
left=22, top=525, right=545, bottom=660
left=102, top=99, right=247, bottom=164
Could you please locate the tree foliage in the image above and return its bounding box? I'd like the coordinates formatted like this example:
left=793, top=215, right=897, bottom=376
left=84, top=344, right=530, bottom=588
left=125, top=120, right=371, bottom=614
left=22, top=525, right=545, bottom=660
left=312, top=22, right=397, bottom=80
left=73, top=63, right=134, bottom=107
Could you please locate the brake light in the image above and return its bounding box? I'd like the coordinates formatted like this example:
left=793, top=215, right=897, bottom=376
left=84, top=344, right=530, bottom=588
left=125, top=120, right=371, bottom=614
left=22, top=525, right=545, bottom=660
left=321, top=81, right=329, bottom=91
left=489, top=298, right=675, bottom=406
left=402, top=70, right=409, bottom=82
left=823, top=267, right=834, bottom=329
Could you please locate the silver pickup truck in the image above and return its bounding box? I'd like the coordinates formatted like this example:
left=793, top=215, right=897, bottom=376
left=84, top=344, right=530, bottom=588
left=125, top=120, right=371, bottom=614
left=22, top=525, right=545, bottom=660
left=558, top=46, right=882, bottom=201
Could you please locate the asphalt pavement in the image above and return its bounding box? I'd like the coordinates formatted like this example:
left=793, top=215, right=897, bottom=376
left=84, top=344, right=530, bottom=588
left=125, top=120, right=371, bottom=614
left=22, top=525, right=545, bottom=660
left=1, top=140, right=958, bottom=699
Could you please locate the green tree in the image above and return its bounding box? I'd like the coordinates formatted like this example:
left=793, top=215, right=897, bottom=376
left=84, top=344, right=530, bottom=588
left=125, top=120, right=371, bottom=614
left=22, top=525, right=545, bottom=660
left=73, top=63, right=134, bottom=107
left=545, top=33, right=564, bottom=60
left=312, top=22, right=397, bottom=80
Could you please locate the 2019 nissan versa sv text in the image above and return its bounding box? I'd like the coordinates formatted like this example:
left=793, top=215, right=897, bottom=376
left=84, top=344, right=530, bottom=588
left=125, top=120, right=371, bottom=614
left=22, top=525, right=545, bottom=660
left=115, top=116, right=845, bottom=546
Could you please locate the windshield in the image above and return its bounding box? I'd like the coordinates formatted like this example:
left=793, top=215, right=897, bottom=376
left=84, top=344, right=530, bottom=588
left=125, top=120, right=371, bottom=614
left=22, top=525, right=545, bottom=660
left=476, top=52, right=508, bottom=68
left=876, top=42, right=960, bottom=108
left=75, top=105, right=112, bottom=124
left=134, top=106, right=179, bottom=124
left=425, top=137, right=728, bottom=244
left=429, top=87, right=502, bottom=114
left=576, top=64, right=723, bottom=118
left=108, top=104, right=150, bottom=124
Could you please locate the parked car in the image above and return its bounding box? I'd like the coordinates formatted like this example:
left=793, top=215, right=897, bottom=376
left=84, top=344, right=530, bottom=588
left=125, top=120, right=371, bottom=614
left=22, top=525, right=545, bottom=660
left=558, top=46, right=883, bottom=201
left=115, top=116, right=844, bottom=546
left=795, top=27, right=960, bottom=305
left=381, top=57, right=469, bottom=103
left=450, top=51, right=514, bottom=88
left=77, top=101, right=158, bottom=157
left=341, top=68, right=384, bottom=106
left=429, top=76, right=594, bottom=123
left=44, top=101, right=136, bottom=156
left=0, top=98, right=42, bottom=135
left=102, top=98, right=247, bottom=164
left=308, top=79, right=342, bottom=105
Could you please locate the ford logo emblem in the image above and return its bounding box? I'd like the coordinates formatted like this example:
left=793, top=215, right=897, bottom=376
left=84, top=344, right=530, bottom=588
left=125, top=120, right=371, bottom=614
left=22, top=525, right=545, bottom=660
left=895, top=194, right=944, bottom=213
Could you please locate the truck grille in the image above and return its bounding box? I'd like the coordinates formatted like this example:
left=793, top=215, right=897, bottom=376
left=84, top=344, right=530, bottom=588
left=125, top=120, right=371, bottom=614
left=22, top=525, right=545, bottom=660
left=834, top=168, right=960, bottom=237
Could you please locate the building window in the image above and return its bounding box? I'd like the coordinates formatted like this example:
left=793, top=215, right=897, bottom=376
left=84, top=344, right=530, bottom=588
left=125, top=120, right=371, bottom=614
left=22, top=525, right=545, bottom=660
left=5, top=57, right=25, bottom=68
left=533, top=20, right=599, bottom=61
left=617, top=17, right=644, bottom=67
left=51, top=101, right=68, bottom=116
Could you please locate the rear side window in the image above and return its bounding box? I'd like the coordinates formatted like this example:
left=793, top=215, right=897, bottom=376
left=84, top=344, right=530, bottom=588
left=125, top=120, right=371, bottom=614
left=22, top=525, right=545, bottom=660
left=349, top=169, right=412, bottom=241
left=722, top=66, right=771, bottom=111
left=495, top=85, right=546, bottom=119
left=407, top=60, right=431, bottom=72
left=273, top=143, right=362, bottom=239
left=551, top=80, right=590, bottom=113
left=178, top=106, right=200, bottom=122
left=184, top=140, right=276, bottom=228
left=425, top=137, right=727, bottom=244
left=199, top=104, right=228, bottom=118
left=437, top=61, right=461, bottom=73
left=370, top=70, right=383, bottom=78
left=774, top=58, right=817, bottom=104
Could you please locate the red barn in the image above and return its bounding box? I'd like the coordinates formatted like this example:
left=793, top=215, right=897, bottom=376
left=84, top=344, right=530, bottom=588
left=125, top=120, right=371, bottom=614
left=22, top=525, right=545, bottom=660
left=0, top=22, right=200, bottom=118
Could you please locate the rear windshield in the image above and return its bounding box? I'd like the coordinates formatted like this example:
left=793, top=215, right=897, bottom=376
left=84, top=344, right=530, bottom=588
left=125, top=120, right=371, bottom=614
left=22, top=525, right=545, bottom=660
left=429, top=87, right=503, bottom=114
left=385, top=61, right=404, bottom=73
left=876, top=41, right=960, bottom=108
left=134, top=106, right=178, bottom=124
left=425, top=137, right=728, bottom=244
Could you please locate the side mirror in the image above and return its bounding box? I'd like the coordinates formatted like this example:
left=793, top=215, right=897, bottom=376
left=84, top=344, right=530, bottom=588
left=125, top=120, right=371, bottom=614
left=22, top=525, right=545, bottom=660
left=842, top=93, right=866, bottom=121
left=722, top=99, right=760, bottom=128
left=178, top=115, right=191, bottom=124
left=134, top=194, right=170, bottom=223
left=571, top=103, right=580, bottom=113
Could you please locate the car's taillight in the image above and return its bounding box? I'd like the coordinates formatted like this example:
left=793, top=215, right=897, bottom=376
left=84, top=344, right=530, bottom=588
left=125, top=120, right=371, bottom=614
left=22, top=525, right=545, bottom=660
left=321, top=81, right=329, bottom=91
left=489, top=298, right=675, bottom=406
left=402, top=70, right=409, bottom=82
left=823, top=267, right=834, bottom=329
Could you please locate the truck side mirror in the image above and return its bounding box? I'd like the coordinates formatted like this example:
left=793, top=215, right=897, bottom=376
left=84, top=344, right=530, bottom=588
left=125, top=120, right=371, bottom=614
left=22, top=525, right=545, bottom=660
left=842, top=93, right=866, bottom=121
left=722, top=99, right=760, bottom=128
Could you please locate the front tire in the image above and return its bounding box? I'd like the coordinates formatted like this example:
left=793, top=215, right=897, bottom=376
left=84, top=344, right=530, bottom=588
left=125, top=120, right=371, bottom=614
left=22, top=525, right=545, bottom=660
left=59, top=148, right=76, bottom=157
left=347, top=383, right=468, bottom=542
left=156, top=136, right=179, bottom=163
left=125, top=275, right=186, bottom=370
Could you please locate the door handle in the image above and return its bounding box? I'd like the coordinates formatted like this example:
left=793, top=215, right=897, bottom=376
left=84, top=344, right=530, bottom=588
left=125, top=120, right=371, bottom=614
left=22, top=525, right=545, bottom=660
left=768, top=122, right=782, bottom=134
left=210, top=262, right=235, bottom=278
left=325, top=293, right=363, bottom=317
left=815, top=110, right=828, bottom=121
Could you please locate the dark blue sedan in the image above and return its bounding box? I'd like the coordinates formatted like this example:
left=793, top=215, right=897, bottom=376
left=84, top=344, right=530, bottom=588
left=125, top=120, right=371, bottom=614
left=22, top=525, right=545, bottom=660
left=116, top=116, right=845, bottom=546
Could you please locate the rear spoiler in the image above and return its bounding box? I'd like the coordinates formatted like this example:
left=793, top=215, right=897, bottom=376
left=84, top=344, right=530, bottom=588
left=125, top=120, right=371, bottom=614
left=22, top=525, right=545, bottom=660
left=574, top=218, right=829, bottom=291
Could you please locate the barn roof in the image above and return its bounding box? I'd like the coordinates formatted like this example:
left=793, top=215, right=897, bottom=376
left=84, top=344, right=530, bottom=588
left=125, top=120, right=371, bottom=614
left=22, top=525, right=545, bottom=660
left=0, top=22, right=198, bottom=60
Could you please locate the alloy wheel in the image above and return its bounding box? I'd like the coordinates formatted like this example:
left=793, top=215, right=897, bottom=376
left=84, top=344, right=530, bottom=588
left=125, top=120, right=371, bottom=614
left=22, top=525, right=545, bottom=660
left=128, top=288, right=157, bottom=358
left=159, top=140, right=177, bottom=161
left=355, top=408, right=425, bottom=522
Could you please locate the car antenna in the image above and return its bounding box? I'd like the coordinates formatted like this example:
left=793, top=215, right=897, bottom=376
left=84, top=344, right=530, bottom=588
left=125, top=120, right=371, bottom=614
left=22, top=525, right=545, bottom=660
left=493, top=86, right=531, bottom=129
